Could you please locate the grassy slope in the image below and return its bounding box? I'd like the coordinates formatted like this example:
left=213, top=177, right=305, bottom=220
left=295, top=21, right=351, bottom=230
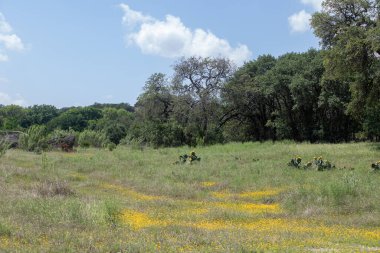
left=0, top=142, right=379, bottom=252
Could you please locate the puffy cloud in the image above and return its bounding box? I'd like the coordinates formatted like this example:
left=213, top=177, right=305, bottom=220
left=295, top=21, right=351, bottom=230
left=301, top=0, right=323, bottom=11
left=0, top=92, right=27, bottom=106
left=0, top=12, right=25, bottom=61
left=120, top=4, right=251, bottom=65
left=288, top=0, right=323, bottom=33
left=288, top=10, right=312, bottom=33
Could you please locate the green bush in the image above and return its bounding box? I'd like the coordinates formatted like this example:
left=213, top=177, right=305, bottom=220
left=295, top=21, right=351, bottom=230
left=176, top=151, right=201, bottom=164
left=19, top=125, right=48, bottom=152
left=78, top=130, right=108, bottom=148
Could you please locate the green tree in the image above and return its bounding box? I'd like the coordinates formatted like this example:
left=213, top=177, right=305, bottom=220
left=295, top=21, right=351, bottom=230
left=172, top=57, right=234, bottom=144
left=47, top=107, right=102, bottom=132
left=93, top=108, right=134, bottom=144
left=0, top=105, right=26, bottom=130
left=222, top=55, right=277, bottom=141
left=311, top=0, right=380, bottom=137
left=21, top=105, right=58, bottom=128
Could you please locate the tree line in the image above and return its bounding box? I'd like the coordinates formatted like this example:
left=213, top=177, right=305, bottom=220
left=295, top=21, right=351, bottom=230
left=0, top=0, right=379, bottom=150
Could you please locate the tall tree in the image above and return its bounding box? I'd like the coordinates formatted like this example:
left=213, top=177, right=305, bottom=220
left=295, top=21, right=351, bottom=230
left=172, top=57, right=234, bottom=144
left=311, top=0, right=380, bottom=131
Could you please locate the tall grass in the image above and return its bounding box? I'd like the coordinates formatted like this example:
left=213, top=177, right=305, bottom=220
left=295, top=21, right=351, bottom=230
left=0, top=142, right=379, bottom=252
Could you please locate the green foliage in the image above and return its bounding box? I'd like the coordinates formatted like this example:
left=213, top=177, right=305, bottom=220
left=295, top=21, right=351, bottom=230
left=78, top=130, right=108, bottom=148
left=364, top=104, right=380, bottom=140
left=19, top=125, right=48, bottom=153
left=222, top=50, right=356, bottom=142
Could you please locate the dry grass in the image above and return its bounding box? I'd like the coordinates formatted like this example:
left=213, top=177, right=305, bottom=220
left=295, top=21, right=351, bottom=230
left=35, top=180, right=75, bottom=197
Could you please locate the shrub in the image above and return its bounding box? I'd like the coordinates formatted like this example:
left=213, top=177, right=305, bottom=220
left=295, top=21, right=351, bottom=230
left=78, top=130, right=108, bottom=148
left=309, top=157, right=335, bottom=171
left=176, top=151, right=201, bottom=164
left=19, top=125, right=48, bottom=152
left=371, top=161, right=380, bottom=171
left=288, top=156, right=335, bottom=171
left=108, top=143, right=116, bottom=151
left=48, top=129, right=78, bottom=152
left=288, top=156, right=302, bottom=168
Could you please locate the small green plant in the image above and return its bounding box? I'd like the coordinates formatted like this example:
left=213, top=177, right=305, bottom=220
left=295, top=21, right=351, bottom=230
left=104, top=200, right=121, bottom=226
left=41, top=152, right=54, bottom=170
left=371, top=161, right=380, bottom=171
left=0, top=139, right=10, bottom=158
left=0, top=222, right=11, bottom=237
left=176, top=151, right=201, bottom=164
left=288, top=156, right=302, bottom=168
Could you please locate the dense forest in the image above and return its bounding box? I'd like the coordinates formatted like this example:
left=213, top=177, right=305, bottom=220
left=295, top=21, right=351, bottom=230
left=1, top=0, right=379, bottom=150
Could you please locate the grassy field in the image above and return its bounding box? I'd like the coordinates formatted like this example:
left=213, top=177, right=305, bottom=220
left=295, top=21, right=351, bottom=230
left=0, top=142, right=379, bottom=252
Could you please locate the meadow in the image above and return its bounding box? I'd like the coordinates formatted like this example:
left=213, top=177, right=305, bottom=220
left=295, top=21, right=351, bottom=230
left=0, top=142, right=379, bottom=252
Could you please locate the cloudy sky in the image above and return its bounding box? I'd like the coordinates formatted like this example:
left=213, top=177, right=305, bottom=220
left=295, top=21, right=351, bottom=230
left=0, top=0, right=322, bottom=107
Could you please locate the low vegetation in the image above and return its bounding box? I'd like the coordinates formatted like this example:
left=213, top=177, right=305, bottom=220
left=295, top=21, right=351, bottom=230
left=0, top=142, right=379, bottom=252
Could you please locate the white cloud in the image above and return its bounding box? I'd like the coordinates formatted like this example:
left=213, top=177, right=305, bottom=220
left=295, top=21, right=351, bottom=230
left=0, top=12, right=25, bottom=61
left=0, top=92, right=27, bottom=106
left=288, top=10, right=312, bottom=33
left=301, top=0, right=323, bottom=11
left=0, top=13, right=12, bottom=33
left=120, top=4, right=154, bottom=28
left=0, top=52, right=8, bottom=62
left=288, top=0, right=323, bottom=33
left=0, top=34, right=25, bottom=51
left=120, top=4, right=251, bottom=65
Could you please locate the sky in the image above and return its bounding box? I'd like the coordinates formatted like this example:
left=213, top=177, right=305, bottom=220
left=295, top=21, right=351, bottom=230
left=0, top=0, right=322, bottom=108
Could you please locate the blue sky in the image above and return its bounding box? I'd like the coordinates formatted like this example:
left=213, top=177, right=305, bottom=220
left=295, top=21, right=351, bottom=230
left=0, top=0, right=322, bottom=108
